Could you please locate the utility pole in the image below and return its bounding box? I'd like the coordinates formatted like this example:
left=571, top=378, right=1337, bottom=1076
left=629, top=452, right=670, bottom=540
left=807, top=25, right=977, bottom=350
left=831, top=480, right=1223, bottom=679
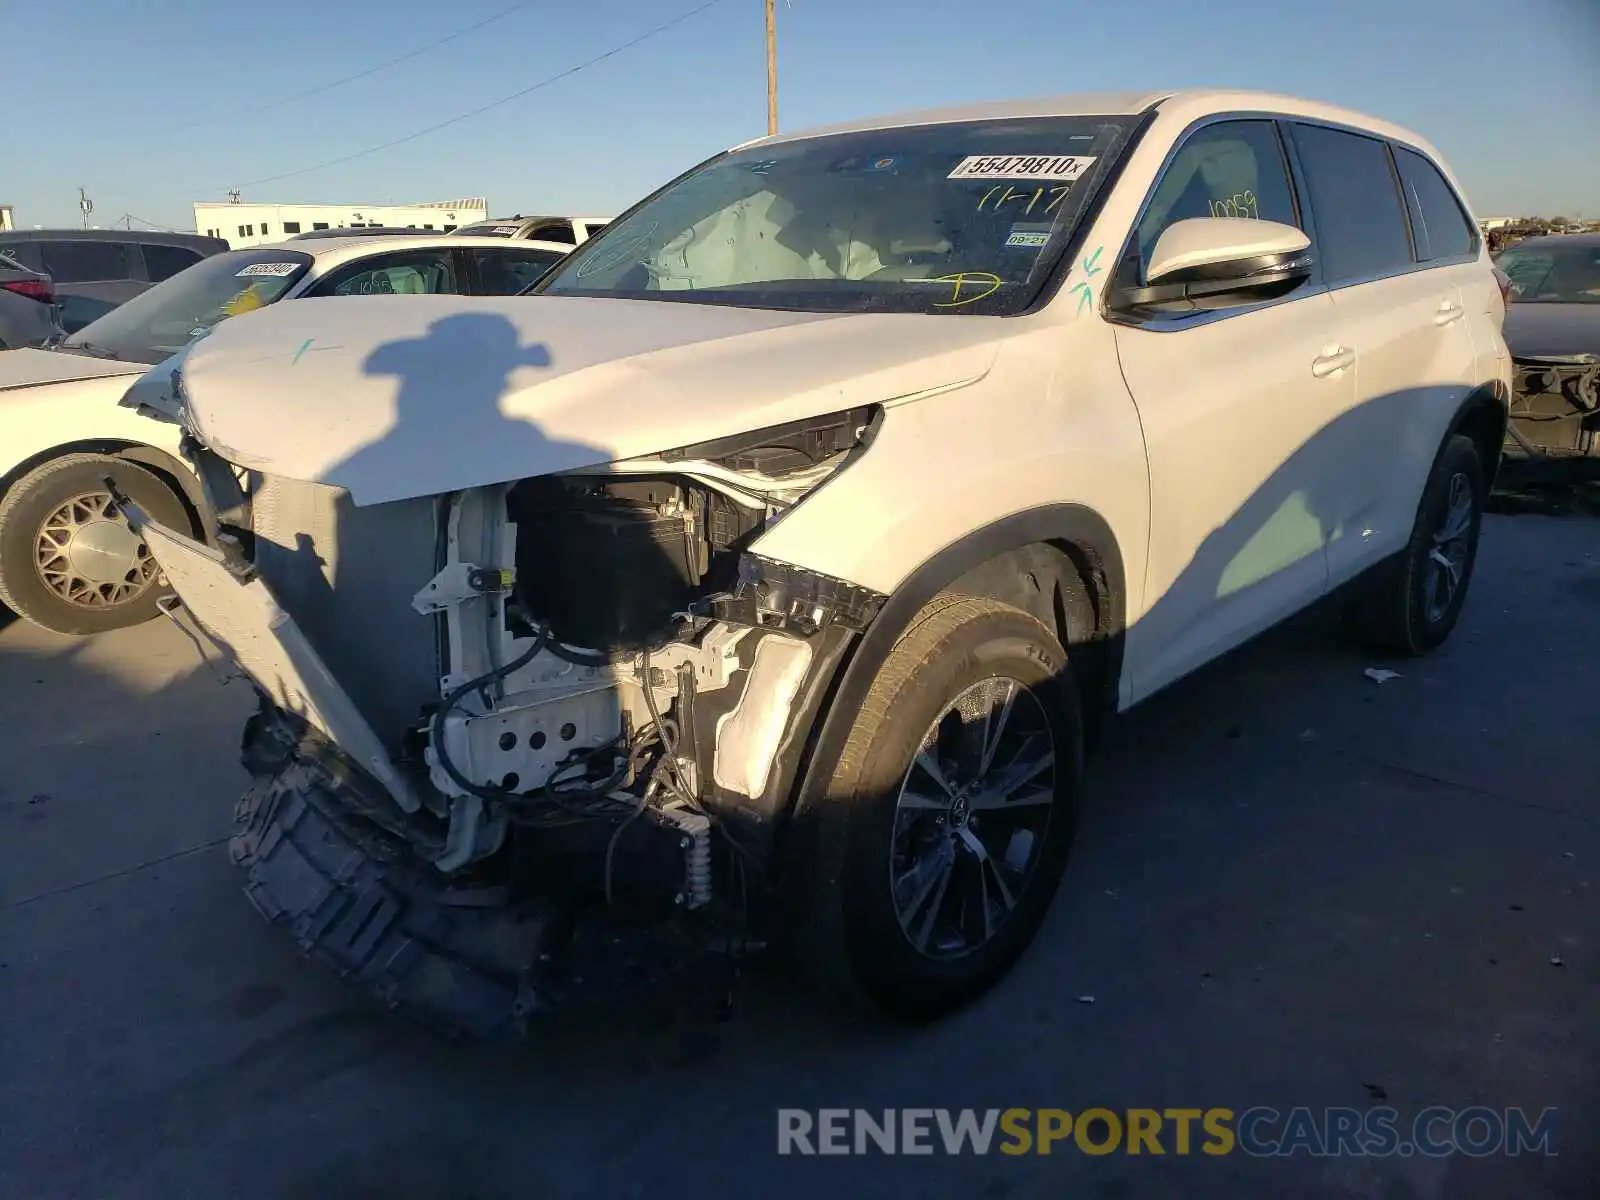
left=765, top=0, right=777, bottom=136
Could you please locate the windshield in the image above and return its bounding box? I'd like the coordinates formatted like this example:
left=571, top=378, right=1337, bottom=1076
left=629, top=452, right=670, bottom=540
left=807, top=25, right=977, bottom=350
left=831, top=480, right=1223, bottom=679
left=538, top=116, right=1132, bottom=315
left=61, top=248, right=313, bottom=363
left=1495, top=241, right=1600, bottom=305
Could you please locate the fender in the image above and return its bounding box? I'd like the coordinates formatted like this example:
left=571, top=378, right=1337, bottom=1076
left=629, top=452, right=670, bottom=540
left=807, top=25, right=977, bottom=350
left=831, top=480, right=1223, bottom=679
left=1444, top=378, right=1510, bottom=488
left=785, top=503, right=1126, bottom=830
left=0, top=439, right=209, bottom=545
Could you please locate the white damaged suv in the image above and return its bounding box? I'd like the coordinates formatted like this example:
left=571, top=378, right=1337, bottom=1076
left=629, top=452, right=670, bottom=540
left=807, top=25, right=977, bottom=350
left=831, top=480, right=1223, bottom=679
left=119, top=89, right=1510, bottom=1034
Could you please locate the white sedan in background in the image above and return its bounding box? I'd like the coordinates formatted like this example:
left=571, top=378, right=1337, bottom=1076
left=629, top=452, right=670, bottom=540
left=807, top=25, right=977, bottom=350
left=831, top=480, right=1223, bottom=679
left=0, top=232, right=571, bottom=635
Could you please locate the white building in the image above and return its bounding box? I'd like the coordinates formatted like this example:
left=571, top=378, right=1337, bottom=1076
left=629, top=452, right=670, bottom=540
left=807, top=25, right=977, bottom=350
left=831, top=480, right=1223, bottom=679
left=0, top=205, right=13, bottom=232
left=193, top=198, right=488, bottom=247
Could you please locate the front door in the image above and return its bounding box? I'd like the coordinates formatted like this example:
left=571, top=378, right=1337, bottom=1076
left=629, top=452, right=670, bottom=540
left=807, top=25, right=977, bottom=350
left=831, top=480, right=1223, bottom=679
left=1112, top=117, right=1351, bottom=702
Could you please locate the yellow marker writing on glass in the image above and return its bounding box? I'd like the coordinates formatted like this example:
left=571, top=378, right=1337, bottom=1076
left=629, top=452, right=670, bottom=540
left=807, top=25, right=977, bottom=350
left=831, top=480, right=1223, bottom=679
left=930, top=272, right=1004, bottom=308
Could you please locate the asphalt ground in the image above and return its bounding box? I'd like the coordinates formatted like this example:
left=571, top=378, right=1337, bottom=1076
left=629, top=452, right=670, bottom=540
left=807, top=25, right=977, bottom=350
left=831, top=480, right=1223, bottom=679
left=2, top=508, right=1596, bottom=1199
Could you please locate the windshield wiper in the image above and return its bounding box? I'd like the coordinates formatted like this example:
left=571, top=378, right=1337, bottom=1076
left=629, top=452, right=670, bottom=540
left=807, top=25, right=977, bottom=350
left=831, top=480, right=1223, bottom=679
left=58, top=340, right=121, bottom=360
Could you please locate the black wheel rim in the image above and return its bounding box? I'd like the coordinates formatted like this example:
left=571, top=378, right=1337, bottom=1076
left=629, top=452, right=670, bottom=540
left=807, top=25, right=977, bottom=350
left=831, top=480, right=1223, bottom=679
left=1423, top=471, right=1474, bottom=624
left=889, top=676, right=1056, bottom=961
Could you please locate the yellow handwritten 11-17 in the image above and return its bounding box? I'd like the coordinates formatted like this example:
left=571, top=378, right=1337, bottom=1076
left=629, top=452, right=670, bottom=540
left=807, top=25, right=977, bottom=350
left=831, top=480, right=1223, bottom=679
left=976, top=184, right=1073, bottom=215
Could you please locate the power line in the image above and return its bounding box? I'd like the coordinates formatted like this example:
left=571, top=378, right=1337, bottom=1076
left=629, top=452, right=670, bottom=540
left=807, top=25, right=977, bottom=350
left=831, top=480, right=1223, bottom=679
left=121, top=213, right=182, bottom=232
left=169, top=0, right=540, bottom=135
left=223, top=0, right=729, bottom=193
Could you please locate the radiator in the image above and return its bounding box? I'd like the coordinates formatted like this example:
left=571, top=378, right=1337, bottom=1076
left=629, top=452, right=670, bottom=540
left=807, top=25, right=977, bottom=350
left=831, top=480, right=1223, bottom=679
left=249, top=472, right=442, bottom=748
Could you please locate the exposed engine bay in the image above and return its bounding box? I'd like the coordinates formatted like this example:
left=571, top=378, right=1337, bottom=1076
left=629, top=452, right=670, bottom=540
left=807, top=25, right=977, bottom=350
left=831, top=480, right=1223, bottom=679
left=175, top=406, right=886, bottom=943
left=1506, top=354, right=1600, bottom=461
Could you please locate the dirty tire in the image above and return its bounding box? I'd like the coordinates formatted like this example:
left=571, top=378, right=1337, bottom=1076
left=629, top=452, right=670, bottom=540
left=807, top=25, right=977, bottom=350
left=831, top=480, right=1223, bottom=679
left=786, top=596, right=1083, bottom=1022
left=231, top=766, right=549, bottom=1040
left=0, top=453, right=189, bottom=635
left=1348, top=434, right=1485, bottom=656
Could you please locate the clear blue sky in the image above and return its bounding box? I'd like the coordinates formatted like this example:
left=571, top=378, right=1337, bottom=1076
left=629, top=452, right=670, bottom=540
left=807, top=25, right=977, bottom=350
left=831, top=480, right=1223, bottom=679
left=3, top=0, right=1595, bottom=231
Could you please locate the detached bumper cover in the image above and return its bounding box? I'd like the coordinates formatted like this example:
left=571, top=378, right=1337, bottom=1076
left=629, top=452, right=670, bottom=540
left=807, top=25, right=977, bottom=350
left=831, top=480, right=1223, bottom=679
left=124, top=507, right=422, bottom=813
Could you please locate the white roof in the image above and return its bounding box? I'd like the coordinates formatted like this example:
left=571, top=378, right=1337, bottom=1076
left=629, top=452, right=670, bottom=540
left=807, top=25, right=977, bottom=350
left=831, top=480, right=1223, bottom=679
left=740, top=88, right=1433, bottom=157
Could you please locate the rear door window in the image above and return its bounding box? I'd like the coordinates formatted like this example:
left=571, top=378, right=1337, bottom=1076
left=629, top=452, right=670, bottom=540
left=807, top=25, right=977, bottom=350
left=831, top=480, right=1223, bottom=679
left=37, top=240, right=135, bottom=283
left=470, top=246, right=564, bottom=294
left=141, top=243, right=204, bottom=283
left=527, top=222, right=576, bottom=245
left=1288, top=124, right=1413, bottom=284
left=1130, top=118, right=1301, bottom=279
left=1393, top=147, right=1476, bottom=262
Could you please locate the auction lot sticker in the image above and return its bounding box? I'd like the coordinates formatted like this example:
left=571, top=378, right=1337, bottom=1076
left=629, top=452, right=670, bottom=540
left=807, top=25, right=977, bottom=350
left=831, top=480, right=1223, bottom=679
left=949, top=155, right=1096, bottom=181
left=236, top=262, right=301, bottom=278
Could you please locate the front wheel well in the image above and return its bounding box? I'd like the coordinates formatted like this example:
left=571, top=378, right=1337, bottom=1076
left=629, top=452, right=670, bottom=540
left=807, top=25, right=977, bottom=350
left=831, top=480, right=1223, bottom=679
left=0, top=440, right=205, bottom=542
left=943, top=539, right=1122, bottom=737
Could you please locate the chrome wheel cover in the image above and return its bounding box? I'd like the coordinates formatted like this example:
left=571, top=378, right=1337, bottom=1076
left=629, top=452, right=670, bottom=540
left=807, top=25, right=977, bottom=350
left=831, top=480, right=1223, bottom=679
left=34, top=490, right=156, bottom=609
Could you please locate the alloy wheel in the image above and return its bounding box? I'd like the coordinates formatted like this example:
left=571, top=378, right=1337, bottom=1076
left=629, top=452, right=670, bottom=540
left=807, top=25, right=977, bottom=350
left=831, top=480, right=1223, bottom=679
left=889, top=676, right=1057, bottom=960
left=1423, top=471, right=1474, bottom=624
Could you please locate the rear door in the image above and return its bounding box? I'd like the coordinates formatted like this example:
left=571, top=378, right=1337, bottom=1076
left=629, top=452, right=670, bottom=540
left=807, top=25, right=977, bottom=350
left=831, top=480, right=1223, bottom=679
left=1393, top=144, right=1506, bottom=408
left=1112, top=116, right=1346, bottom=701
left=1286, top=123, right=1480, bottom=588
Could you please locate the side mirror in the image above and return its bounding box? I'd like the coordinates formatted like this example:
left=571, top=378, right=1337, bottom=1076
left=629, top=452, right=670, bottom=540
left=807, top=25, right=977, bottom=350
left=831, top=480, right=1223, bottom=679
left=1112, top=217, right=1313, bottom=314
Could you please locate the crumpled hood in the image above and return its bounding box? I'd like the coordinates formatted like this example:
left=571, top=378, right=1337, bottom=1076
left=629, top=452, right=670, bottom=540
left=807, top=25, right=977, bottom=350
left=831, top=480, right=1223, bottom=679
left=1503, top=303, right=1600, bottom=361
left=174, top=294, right=1001, bottom=505
left=0, top=347, right=145, bottom=391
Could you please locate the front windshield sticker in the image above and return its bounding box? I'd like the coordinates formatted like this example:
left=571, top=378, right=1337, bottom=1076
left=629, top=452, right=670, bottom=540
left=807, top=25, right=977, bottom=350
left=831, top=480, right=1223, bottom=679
left=236, top=261, right=301, bottom=278
left=948, top=154, right=1096, bottom=181
left=1005, top=223, right=1052, bottom=248
left=221, top=285, right=271, bottom=316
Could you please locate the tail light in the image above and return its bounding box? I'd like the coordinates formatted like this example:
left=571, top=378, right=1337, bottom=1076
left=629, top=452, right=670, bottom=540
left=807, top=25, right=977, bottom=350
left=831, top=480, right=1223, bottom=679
left=1, top=277, right=54, bottom=304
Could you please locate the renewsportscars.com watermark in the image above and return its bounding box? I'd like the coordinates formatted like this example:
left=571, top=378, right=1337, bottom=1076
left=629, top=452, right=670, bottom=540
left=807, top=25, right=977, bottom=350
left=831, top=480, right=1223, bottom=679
left=777, top=1107, right=1559, bottom=1158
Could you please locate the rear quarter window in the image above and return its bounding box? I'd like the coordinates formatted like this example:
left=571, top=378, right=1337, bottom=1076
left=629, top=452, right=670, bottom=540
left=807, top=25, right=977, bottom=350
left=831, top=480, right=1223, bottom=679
left=0, top=243, right=43, bottom=272
left=1393, top=147, right=1476, bottom=261
left=1290, top=124, right=1413, bottom=285
left=141, top=243, right=205, bottom=283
